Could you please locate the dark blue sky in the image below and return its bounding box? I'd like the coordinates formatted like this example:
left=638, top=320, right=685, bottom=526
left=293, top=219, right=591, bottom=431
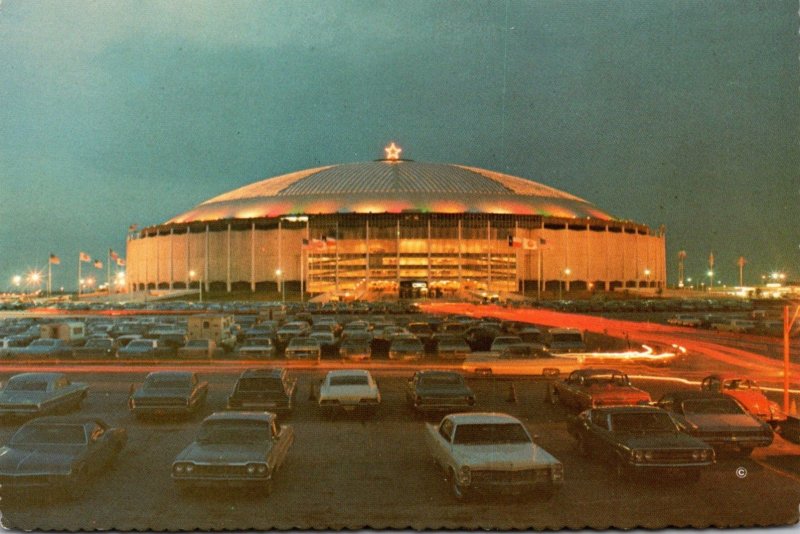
left=1, top=1, right=797, bottom=291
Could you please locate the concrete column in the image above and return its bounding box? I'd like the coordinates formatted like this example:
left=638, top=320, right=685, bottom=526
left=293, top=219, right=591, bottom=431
left=396, top=218, right=401, bottom=291
left=486, top=219, right=492, bottom=291
left=185, top=228, right=190, bottom=287
left=365, top=218, right=370, bottom=289
left=169, top=228, right=174, bottom=290
left=204, top=224, right=210, bottom=292
left=250, top=222, right=256, bottom=292
left=427, top=218, right=432, bottom=291
left=457, top=219, right=462, bottom=290
left=604, top=225, right=610, bottom=291
left=226, top=223, right=232, bottom=293
left=564, top=223, right=570, bottom=292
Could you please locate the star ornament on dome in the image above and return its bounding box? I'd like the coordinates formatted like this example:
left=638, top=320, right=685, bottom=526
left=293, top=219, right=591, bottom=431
left=384, top=142, right=402, bottom=161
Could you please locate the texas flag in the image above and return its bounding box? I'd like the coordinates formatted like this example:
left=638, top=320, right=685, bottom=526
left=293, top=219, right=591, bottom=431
left=49, top=253, right=60, bottom=265
left=116, top=258, right=126, bottom=267
left=79, top=252, right=91, bottom=262
left=94, top=260, right=103, bottom=269
left=109, top=249, right=119, bottom=260
left=507, top=235, right=522, bottom=248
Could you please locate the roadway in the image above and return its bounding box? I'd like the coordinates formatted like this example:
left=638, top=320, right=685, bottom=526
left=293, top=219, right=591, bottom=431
left=2, top=370, right=799, bottom=530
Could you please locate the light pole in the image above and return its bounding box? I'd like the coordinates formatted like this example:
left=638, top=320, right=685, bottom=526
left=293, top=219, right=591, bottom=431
left=276, top=269, right=284, bottom=303
left=12, top=275, right=21, bottom=294
left=707, top=270, right=714, bottom=293
left=560, top=267, right=571, bottom=300
left=189, top=270, right=203, bottom=303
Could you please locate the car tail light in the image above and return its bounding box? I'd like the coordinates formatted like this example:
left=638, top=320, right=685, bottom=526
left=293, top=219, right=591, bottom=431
left=551, top=464, right=564, bottom=481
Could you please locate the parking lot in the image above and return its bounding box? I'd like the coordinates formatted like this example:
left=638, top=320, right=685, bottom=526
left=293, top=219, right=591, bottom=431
left=2, top=369, right=799, bottom=530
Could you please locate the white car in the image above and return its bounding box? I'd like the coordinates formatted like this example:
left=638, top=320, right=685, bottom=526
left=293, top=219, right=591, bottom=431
left=318, top=370, right=380, bottom=415
left=424, top=412, right=563, bottom=501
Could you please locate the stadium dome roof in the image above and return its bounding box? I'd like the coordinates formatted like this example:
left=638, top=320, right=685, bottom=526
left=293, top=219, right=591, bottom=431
left=166, top=160, right=615, bottom=224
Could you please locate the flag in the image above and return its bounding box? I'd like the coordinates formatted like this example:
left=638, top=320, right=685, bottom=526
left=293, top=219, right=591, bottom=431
left=324, top=235, right=337, bottom=245
left=79, top=252, right=90, bottom=262
left=301, top=238, right=309, bottom=250
left=94, top=260, right=103, bottom=269
left=507, top=235, right=522, bottom=248
left=49, top=254, right=60, bottom=265
left=311, top=238, right=326, bottom=249
left=116, top=258, right=126, bottom=267
left=109, top=249, right=119, bottom=260
left=128, top=224, right=138, bottom=232
left=522, top=238, right=537, bottom=250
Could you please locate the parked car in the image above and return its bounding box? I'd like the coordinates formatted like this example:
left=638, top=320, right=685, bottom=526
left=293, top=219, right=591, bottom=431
left=0, top=416, right=127, bottom=495
left=425, top=412, right=563, bottom=500
left=72, top=337, right=116, bottom=359
left=128, top=371, right=208, bottom=419
left=276, top=322, right=311, bottom=346
left=284, top=337, right=322, bottom=361
left=567, top=405, right=714, bottom=480
left=435, top=335, right=472, bottom=360
left=339, top=334, right=372, bottom=361
left=177, top=339, right=217, bottom=359
left=489, top=336, right=523, bottom=353
left=406, top=371, right=475, bottom=414
left=463, top=345, right=558, bottom=376
left=235, top=337, right=276, bottom=359
left=545, top=328, right=586, bottom=353
left=0, top=373, right=89, bottom=418
left=227, top=368, right=297, bottom=415
left=548, top=368, right=651, bottom=411
left=700, top=374, right=786, bottom=427
left=655, top=391, right=773, bottom=455
left=171, top=411, right=293, bottom=494
left=18, top=338, right=73, bottom=358
left=389, top=337, right=425, bottom=361
left=117, top=338, right=161, bottom=358
left=309, top=331, right=337, bottom=355
left=318, top=370, right=381, bottom=415
left=667, top=314, right=702, bottom=327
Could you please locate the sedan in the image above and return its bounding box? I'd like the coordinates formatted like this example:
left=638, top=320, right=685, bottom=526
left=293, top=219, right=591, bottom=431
left=656, top=391, right=773, bottom=456
left=128, top=371, right=208, bottom=419
left=0, top=373, right=89, bottom=418
left=567, top=406, right=714, bottom=480
left=406, top=371, right=475, bottom=414
left=235, top=337, right=276, bottom=359
left=72, top=337, right=116, bottom=359
left=284, top=337, right=322, bottom=361
left=318, top=370, right=380, bottom=415
left=19, top=339, right=73, bottom=358
left=0, top=416, right=127, bottom=495
left=389, top=337, right=425, bottom=361
left=172, top=411, right=293, bottom=494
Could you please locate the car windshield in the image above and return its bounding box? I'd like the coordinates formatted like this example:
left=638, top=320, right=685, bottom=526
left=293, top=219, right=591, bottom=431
left=144, top=376, right=189, bottom=389
left=29, top=339, right=56, bottom=347
left=682, top=398, right=745, bottom=415
left=419, top=374, right=463, bottom=387
left=11, top=424, right=86, bottom=445
left=244, top=338, right=271, bottom=347
left=330, top=375, right=369, bottom=386
left=237, top=377, right=282, bottom=392
left=552, top=333, right=583, bottom=343
left=197, top=420, right=270, bottom=444
left=186, top=340, right=207, bottom=348
left=393, top=339, right=422, bottom=349
left=289, top=338, right=319, bottom=347
left=6, top=379, right=48, bottom=391
left=583, top=373, right=628, bottom=386
left=452, top=423, right=530, bottom=445
left=127, top=341, right=151, bottom=349
left=610, top=412, right=677, bottom=432
left=86, top=339, right=112, bottom=348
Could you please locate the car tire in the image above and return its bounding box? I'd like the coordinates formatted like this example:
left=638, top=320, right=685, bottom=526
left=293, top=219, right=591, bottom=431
left=448, top=468, right=470, bottom=502
left=577, top=435, right=591, bottom=458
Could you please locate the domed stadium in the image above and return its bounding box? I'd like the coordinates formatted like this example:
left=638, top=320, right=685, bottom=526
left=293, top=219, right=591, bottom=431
left=126, top=144, right=665, bottom=299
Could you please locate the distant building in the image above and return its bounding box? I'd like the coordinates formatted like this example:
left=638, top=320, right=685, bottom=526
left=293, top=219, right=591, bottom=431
left=126, top=145, right=665, bottom=299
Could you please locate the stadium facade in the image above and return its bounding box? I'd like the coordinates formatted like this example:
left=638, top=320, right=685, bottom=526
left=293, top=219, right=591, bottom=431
left=126, top=145, right=666, bottom=299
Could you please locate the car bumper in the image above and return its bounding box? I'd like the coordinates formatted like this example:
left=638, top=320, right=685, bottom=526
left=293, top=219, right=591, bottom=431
left=412, top=399, right=475, bottom=412
left=172, top=475, right=272, bottom=487
left=466, top=469, right=562, bottom=494
left=227, top=401, right=292, bottom=414
left=132, top=405, right=193, bottom=416
left=694, top=435, right=773, bottom=449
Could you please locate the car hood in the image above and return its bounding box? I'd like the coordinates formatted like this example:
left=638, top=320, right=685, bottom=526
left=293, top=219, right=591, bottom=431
left=615, top=431, right=707, bottom=449
left=133, top=388, right=190, bottom=399
left=451, top=443, right=559, bottom=469
left=0, top=445, right=82, bottom=474
left=175, top=441, right=270, bottom=464
left=683, top=414, right=766, bottom=431
left=0, top=391, right=47, bottom=404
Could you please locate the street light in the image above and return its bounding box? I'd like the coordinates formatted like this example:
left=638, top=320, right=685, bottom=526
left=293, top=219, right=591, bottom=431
left=644, top=268, right=651, bottom=288
left=189, top=270, right=203, bottom=303
left=275, top=269, right=284, bottom=302
left=560, top=267, right=571, bottom=300
left=707, top=270, right=714, bottom=293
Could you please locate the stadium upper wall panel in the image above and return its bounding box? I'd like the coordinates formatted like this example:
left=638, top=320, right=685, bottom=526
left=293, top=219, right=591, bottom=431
left=166, top=161, right=616, bottom=224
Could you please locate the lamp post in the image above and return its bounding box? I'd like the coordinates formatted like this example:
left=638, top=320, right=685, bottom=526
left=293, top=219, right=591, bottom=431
left=560, top=267, right=571, bottom=300
left=275, top=269, right=284, bottom=303
left=12, top=275, right=21, bottom=294
left=189, top=270, right=203, bottom=303
left=707, top=270, right=714, bottom=293
left=644, top=268, right=651, bottom=288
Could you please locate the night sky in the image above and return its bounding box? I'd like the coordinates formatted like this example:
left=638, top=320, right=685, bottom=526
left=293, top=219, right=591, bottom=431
left=1, top=1, right=797, bottom=291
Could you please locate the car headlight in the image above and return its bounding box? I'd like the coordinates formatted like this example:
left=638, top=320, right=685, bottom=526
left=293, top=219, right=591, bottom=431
left=632, top=450, right=645, bottom=462
left=173, top=463, right=192, bottom=475
left=247, top=464, right=257, bottom=474
left=185, top=464, right=194, bottom=473
left=644, top=451, right=654, bottom=461
left=457, top=465, right=471, bottom=485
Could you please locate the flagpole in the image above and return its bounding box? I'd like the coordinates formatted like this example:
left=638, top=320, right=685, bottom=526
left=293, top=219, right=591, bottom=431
left=78, top=254, right=82, bottom=298
left=107, top=250, right=111, bottom=295
left=48, top=260, right=52, bottom=297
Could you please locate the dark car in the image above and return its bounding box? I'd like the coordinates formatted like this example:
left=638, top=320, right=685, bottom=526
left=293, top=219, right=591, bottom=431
left=389, top=337, right=425, bottom=361
left=19, top=339, right=73, bottom=358
left=655, top=391, right=773, bottom=456
left=0, top=416, right=127, bottom=495
left=226, top=368, right=297, bottom=415
left=128, top=371, right=208, bottom=419
left=0, top=373, right=89, bottom=418
left=567, top=406, right=715, bottom=480
left=406, top=371, right=475, bottom=413
left=171, top=411, right=293, bottom=494
left=72, top=337, right=116, bottom=359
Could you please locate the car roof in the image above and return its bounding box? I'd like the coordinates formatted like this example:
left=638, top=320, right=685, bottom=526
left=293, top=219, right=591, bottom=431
left=24, top=414, right=105, bottom=426
left=591, top=405, right=666, bottom=416
left=145, top=371, right=194, bottom=379
left=705, top=374, right=750, bottom=382
left=9, top=372, right=64, bottom=382
left=416, top=370, right=463, bottom=378
left=445, top=412, right=522, bottom=425
left=203, top=411, right=275, bottom=424
left=239, top=368, right=285, bottom=378
left=572, top=368, right=625, bottom=376
left=326, top=369, right=371, bottom=378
